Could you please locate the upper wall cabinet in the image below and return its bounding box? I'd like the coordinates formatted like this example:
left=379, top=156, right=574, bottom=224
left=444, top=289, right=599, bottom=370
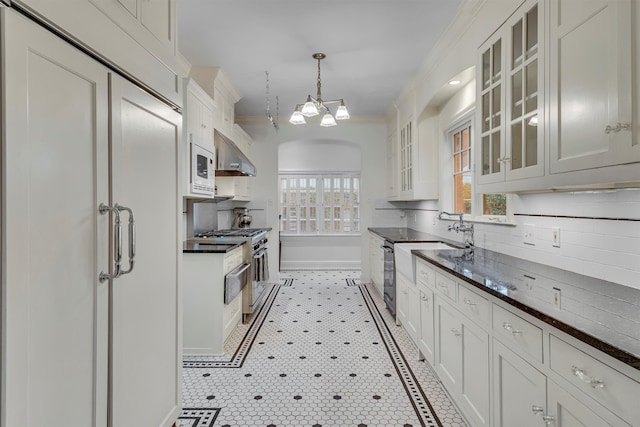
left=10, top=0, right=182, bottom=106
left=548, top=0, right=637, bottom=173
left=387, top=96, right=439, bottom=201
left=477, top=0, right=544, bottom=186
left=189, top=66, right=242, bottom=139
left=477, top=0, right=639, bottom=193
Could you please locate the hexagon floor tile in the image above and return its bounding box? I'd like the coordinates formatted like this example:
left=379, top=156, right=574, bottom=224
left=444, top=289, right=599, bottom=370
left=179, top=271, right=468, bottom=427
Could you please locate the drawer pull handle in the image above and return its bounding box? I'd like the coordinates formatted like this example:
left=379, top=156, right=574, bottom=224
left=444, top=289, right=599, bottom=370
left=531, top=406, right=555, bottom=425
left=463, top=298, right=476, bottom=306
left=571, top=366, right=605, bottom=389
left=604, top=122, right=630, bottom=134
left=451, top=328, right=461, bottom=336
left=502, top=322, right=523, bottom=335
left=421, top=294, right=429, bottom=301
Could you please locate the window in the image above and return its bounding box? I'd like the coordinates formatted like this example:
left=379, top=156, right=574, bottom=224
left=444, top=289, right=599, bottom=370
left=279, top=174, right=360, bottom=235
left=448, top=118, right=510, bottom=221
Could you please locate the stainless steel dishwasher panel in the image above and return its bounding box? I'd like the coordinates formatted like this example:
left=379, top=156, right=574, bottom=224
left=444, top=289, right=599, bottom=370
left=382, top=241, right=395, bottom=315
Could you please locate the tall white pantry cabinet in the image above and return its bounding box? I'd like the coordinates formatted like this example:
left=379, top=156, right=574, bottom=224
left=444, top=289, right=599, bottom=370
left=1, top=8, right=182, bottom=427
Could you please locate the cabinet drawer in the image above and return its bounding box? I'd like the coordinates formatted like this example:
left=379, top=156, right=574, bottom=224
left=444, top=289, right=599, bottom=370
left=457, top=283, right=490, bottom=326
left=493, top=304, right=543, bottom=362
left=416, top=260, right=435, bottom=289
left=549, top=334, right=639, bottom=424
left=223, top=246, right=244, bottom=274
left=435, top=271, right=457, bottom=303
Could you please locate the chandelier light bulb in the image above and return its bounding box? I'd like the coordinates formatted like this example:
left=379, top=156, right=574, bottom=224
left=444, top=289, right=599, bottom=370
left=289, top=110, right=306, bottom=125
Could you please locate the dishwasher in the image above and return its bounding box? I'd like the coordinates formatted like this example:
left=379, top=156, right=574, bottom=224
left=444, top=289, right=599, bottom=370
left=382, top=240, right=396, bottom=315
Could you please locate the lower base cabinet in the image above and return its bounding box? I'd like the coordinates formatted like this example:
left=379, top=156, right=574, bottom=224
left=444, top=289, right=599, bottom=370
left=409, top=258, right=637, bottom=427
left=436, top=297, right=490, bottom=427
left=396, top=272, right=419, bottom=343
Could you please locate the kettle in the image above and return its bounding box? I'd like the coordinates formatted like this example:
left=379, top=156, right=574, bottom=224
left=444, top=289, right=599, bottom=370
left=233, top=207, right=252, bottom=229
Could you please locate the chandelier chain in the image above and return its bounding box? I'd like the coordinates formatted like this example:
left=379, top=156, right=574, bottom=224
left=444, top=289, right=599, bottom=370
left=316, top=56, right=322, bottom=103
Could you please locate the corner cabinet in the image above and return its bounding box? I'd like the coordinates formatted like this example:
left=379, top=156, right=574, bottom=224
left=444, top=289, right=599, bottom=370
left=477, top=0, right=544, bottom=186
left=548, top=0, right=637, bottom=173
left=2, top=9, right=182, bottom=427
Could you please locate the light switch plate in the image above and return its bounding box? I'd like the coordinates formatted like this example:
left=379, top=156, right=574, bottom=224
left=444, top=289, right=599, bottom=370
left=552, top=226, right=561, bottom=247
left=523, top=223, right=535, bottom=245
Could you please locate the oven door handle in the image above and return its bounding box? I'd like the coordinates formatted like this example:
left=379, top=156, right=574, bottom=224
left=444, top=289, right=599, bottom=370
left=253, top=248, right=268, bottom=258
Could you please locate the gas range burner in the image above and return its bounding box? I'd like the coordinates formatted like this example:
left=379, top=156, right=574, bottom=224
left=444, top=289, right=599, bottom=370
left=196, top=228, right=265, bottom=238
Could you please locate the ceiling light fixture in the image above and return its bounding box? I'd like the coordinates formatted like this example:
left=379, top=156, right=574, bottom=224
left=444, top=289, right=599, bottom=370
left=289, top=53, right=349, bottom=127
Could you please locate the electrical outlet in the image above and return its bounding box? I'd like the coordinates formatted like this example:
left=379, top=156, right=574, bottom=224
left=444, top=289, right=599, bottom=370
left=552, top=287, right=562, bottom=309
left=523, top=224, right=536, bottom=245
left=552, top=226, right=561, bottom=247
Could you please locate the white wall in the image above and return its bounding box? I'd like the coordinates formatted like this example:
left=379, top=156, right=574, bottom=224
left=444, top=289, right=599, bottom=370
left=239, top=119, right=387, bottom=282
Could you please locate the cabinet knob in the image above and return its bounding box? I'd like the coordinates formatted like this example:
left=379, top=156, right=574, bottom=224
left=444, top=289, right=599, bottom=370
left=502, top=321, right=523, bottom=335
left=571, top=365, right=605, bottom=389
left=463, top=298, right=477, bottom=306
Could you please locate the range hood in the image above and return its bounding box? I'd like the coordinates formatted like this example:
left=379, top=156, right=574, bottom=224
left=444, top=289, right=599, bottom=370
left=215, top=130, right=256, bottom=177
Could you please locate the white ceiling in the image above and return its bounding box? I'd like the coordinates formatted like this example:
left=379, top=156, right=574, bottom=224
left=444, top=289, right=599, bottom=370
left=177, top=1, right=463, bottom=120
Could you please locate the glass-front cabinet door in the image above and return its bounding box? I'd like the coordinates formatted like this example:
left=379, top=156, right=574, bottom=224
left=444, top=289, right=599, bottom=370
left=477, top=30, right=505, bottom=185
left=505, top=0, right=544, bottom=180
left=477, top=0, right=543, bottom=186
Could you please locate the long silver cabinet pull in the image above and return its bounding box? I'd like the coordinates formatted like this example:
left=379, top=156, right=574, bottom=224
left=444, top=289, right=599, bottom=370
left=115, top=204, right=136, bottom=276
left=98, top=203, right=123, bottom=282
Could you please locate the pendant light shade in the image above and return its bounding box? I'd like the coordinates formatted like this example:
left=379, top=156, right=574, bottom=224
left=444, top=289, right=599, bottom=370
left=289, top=109, right=306, bottom=125
left=320, top=111, right=337, bottom=127
left=289, top=53, right=350, bottom=127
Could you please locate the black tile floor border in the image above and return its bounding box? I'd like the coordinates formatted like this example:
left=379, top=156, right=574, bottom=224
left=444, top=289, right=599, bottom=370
left=358, top=284, right=442, bottom=427
left=183, top=284, right=281, bottom=369
left=345, top=278, right=361, bottom=286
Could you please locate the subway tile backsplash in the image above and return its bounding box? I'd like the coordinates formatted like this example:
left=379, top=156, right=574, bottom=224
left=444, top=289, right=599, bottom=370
left=398, top=188, right=640, bottom=290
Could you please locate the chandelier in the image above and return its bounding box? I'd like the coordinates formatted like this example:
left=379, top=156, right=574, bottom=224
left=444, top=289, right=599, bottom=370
left=289, top=53, right=350, bottom=127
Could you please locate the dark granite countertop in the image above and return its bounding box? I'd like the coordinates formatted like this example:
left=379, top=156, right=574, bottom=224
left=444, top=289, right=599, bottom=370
left=411, top=246, right=640, bottom=371
left=183, top=241, right=244, bottom=253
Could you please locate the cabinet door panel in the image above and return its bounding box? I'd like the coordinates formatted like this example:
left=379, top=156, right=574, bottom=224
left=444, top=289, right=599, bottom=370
left=418, top=288, right=435, bottom=364
left=547, top=380, right=628, bottom=427
left=2, top=9, right=109, bottom=426
left=109, top=76, right=181, bottom=427
left=493, top=339, right=546, bottom=427
left=436, top=299, right=462, bottom=391
left=549, top=0, right=635, bottom=173
left=461, top=321, right=490, bottom=426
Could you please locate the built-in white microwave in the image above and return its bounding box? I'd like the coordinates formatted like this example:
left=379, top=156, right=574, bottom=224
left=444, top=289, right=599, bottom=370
left=190, top=134, right=215, bottom=196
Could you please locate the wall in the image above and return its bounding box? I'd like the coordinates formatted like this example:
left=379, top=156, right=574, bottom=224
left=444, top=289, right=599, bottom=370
left=239, top=119, right=387, bottom=282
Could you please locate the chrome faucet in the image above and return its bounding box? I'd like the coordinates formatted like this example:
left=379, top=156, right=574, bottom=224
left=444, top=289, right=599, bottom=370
left=439, top=211, right=474, bottom=248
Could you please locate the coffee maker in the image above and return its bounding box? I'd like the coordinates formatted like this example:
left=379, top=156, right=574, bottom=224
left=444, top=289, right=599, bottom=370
left=232, top=207, right=252, bottom=229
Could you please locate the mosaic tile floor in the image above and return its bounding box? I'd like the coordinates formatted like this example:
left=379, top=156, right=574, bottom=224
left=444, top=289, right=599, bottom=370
left=180, top=271, right=468, bottom=427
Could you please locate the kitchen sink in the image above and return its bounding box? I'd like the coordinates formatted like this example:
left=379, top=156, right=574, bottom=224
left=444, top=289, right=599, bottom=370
left=394, top=242, right=462, bottom=282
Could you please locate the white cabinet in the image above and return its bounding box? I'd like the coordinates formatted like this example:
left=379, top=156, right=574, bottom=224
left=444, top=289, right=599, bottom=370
left=2, top=10, right=182, bottom=426
left=548, top=0, right=637, bottom=173
left=369, top=233, right=385, bottom=294
left=386, top=129, right=398, bottom=199
left=10, top=0, right=182, bottom=105
left=185, top=79, right=216, bottom=143
left=396, top=272, right=419, bottom=344
left=417, top=283, right=435, bottom=364
left=493, top=338, right=547, bottom=427
left=183, top=246, right=245, bottom=355
left=435, top=296, right=490, bottom=427
left=477, top=0, right=544, bottom=186
left=183, top=78, right=216, bottom=199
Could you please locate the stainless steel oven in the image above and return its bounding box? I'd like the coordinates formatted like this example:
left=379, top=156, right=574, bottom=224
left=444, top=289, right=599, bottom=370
left=192, top=228, right=269, bottom=322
